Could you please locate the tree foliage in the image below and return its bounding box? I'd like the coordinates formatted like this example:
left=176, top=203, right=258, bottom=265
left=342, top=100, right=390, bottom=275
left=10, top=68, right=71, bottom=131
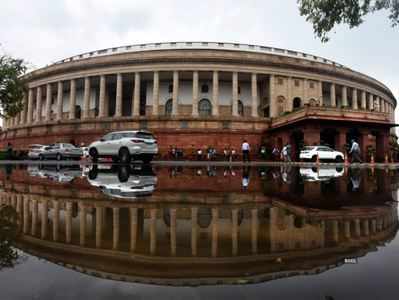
left=0, top=54, right=27, bottom=118
left=298, top=0, right=399, bottom=42
left=0, top=204, right=19, bottom=270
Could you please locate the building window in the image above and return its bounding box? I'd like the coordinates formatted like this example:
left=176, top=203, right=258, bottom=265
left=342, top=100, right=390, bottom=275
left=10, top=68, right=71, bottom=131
left=201, top=84, right=209, bottom=93
left=165, top=99, right=173, bottom=116
left=238, top=100, right=244, bottom=116
left=293, top=97, right=301, bottom=109
left=238, top=86, right=241, bottom=94
left=198, top=98, right=212, bottom=117
left=168, top=84, right=173, bottom=93
left=294, top=79, right=300, bottom=87
left=309, top=81, right=315, bottom=89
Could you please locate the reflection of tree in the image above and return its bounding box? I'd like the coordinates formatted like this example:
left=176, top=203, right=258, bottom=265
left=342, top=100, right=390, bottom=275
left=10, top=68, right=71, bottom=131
left=0, top=204, right=19, bottom=270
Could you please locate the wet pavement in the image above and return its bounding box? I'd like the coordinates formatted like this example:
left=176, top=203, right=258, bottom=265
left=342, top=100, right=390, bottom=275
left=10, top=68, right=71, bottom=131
left=0, top=163, right=398, bottom=299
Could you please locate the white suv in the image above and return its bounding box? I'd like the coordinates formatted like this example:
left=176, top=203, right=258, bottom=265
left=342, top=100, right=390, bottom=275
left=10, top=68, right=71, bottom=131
left=299, top=146, right=344, bottom=162
left=88, top=130, right=158, bottom=163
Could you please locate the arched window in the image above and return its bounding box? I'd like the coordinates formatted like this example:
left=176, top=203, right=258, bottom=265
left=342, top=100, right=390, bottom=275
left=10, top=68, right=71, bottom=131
left=165, top=99, right=173, bottom=116
left=198, top=98, right=212, bottom=117
left=238, top=100, right=244, bottom=116
left=293, top=97, right=301, bottom=110
left=201, top=84, right=209, bottom=93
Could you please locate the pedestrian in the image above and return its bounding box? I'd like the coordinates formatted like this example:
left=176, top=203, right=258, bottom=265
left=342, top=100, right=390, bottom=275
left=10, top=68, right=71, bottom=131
left=272, top=146, right=280, bottom=161
left=349, top=139, right=362, bottom=163
left=282, top=143, right=292, bottom=162
left=242, top=140, right=250, bottom=162
left=223, top=147, right=230, bottom=161
left=259, top=145, right=267, bottom=160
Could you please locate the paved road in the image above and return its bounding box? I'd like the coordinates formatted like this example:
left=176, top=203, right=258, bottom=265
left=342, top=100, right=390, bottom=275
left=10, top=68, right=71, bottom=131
left=0, top=159, right=398, bottom=168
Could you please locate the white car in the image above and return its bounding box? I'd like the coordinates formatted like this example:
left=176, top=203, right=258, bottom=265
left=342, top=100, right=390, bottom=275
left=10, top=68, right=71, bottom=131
left=299, top=146, right=344, bottom=162
left=88, top=130, right=158, bottom=163
left=27, top=144, right=47, bottom=160
left=86, top=164, right=157, bottom=198
left=300, top=166, right=344, bottom=182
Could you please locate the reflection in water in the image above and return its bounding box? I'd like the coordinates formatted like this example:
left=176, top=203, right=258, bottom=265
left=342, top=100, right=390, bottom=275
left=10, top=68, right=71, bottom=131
left=0, top=165, right=397, bottom=286
left=0, top=204, right=19, bottom=270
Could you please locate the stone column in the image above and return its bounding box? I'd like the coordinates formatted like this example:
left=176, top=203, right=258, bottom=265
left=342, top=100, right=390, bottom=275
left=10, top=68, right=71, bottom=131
left=95, top=206, right=103, bottom=248
left=35, top=87, right=42, bottom=123
left=286, top=77, right=292, bottom=112
left=31, top=199, right=38, bottom=236
left=269, top=75, right=276, bottom=117
left=115, top=73, right=123, bottom=117
left=303, top=79, right=308, bottom=104
left=191, top=207, right=198, bottom=256
left=69, top=79, right=76, bottom=119
left=41, top=200, right=48, bottom=239
left=149, top=209, right=157, bottom=255
left=192, top=71, right=199, bottom=117
left=354, top=219, right=361, bottom=237
left=53, top=200, right=59, bottom=241
left=363, top=219, right=370, bottom=236
left=232, top=72, right=239, bottom=117
left=332, top=220, right=339, bottom=243
left=56, top=81, right=63, bottom=121
left=376, top=96, right=381, bottom=112
left=330, top=83, right=336, bottom=107
left=172, top=71, right=179, bottom=116
left=251, top=208, right=258, bottom=254
left=130, top=208, right=138, bottom=252
left=112, top=207, right=120, bottom=250
left=26, top=89, right=33, bottom=124
left=99, top=75, right=106, bottom=118
left=318, top=81, right=323, bottom=106
left=344, top=220, right=351, bottom=239
left=212, top=70, right=219, bottom=116
left=361, top=91, right=367, bottom=110
left=66, top=202, right=72, bottom=243
left=152, top=71, right=159, bottom=116
left=352, top=88, right=358, bottom=110
left=83, top=77, right=91, bottom=119
left=45, top=83, right=52, bottom=121
left=369, top=94, right=374, bottom=111
left=20, top=92, right=28, bottom=125
left=211, top=208, right=218, bottom=257
left=23, top=196, right=29, bottom=234
left=232, top=208, right=239, bottom=256
left=170, top=208, right=177, bottom=256
left=133, top=72, right=141, bottom=116
left=79, top=203, right=86, bottom=246
left=342, top=86, right=348, bottom=107
left=251, top=73, right=258, bottom=117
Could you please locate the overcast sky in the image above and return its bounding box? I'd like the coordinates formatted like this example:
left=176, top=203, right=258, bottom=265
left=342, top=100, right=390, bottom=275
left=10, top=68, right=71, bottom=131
left=1, top=0, right=398, bottom=118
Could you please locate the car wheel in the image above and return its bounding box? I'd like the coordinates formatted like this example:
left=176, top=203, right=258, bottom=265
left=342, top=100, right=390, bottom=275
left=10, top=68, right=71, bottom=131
left=118, top=165, right=130, bottom=182
left=119, top=148, right=131, bottom=164
left=39, top=154, right=44, bottom=161
left=335, top=156, right=343, bottom=163
left=56, top=153, right=62, bottom=161
left=88, top=165, right=98, bottom=180
left=142, top=154, right=154, bottom=164
left=311, top=155, right=318, bottom=162
left=89, top=148, right=98, bottom=162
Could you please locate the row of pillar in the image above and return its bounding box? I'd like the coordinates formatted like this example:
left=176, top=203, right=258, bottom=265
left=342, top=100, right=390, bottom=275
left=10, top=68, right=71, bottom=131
left=4, top=72, right=394, bottom=129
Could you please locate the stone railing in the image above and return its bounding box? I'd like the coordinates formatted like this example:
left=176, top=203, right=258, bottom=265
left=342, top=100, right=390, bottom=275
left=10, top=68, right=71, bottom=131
left=271, top=105, right=393, bottom=128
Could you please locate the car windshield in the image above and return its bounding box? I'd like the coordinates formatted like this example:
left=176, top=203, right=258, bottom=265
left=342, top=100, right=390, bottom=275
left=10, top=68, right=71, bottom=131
left=29, top=145, right=43, bottom=149
left=303, top=146, right=316, bottom=150
left=136, top=132, right=154, bottom=139
left=62, top=143, right=75, bottom=148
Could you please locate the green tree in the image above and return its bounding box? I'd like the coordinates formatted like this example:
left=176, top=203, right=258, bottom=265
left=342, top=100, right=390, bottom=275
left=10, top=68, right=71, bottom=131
left=298, top=0, right=399, bottom=42
left=0, top=54, right=27, bottom=118
left=0, top=204, right=19, bottom=270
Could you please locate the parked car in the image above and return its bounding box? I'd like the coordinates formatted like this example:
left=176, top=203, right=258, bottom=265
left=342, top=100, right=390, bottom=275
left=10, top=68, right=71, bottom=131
left=299, top=146, right=344, bottom=162
left=300, top=166, right=344, bottom=182
left=27, top=144, right=47, bottom=160
left=85, top=164, right=157, bottom=198
left=88, top=130, right=158, bottom=163
left=29, top=164, right=83, bottom=182
left=39, top=143, right=83, bottom=161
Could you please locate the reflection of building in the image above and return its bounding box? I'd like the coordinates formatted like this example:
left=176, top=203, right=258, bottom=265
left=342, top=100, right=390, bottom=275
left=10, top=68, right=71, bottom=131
left=0, top=42, right=396, bottom=161
left=0, top=169, right=397, bottom=285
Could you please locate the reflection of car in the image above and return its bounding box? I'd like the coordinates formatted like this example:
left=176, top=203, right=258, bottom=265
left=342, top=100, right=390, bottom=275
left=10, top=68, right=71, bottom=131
left=88, top=131, right=158, bottom=164
left=300, top=166, right=344, bottom=182
left=27, top=144, right=47, bottom=160
left=86, top=164, right=157, bottom=198
left=29, top=164, right=83, bottom=182
left=300, top=146, right=344, bottom=162
left=39, top=143, right=83, bottom=161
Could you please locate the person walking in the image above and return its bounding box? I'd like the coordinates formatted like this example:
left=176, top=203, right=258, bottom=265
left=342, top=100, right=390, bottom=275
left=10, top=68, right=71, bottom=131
left=272, top=146, right=280, bottom=161
left=349, top=139, right=362, bottom=163
left=281, top=143, right=292, bottom=162
left=241, top=140, right=250, bottom=162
